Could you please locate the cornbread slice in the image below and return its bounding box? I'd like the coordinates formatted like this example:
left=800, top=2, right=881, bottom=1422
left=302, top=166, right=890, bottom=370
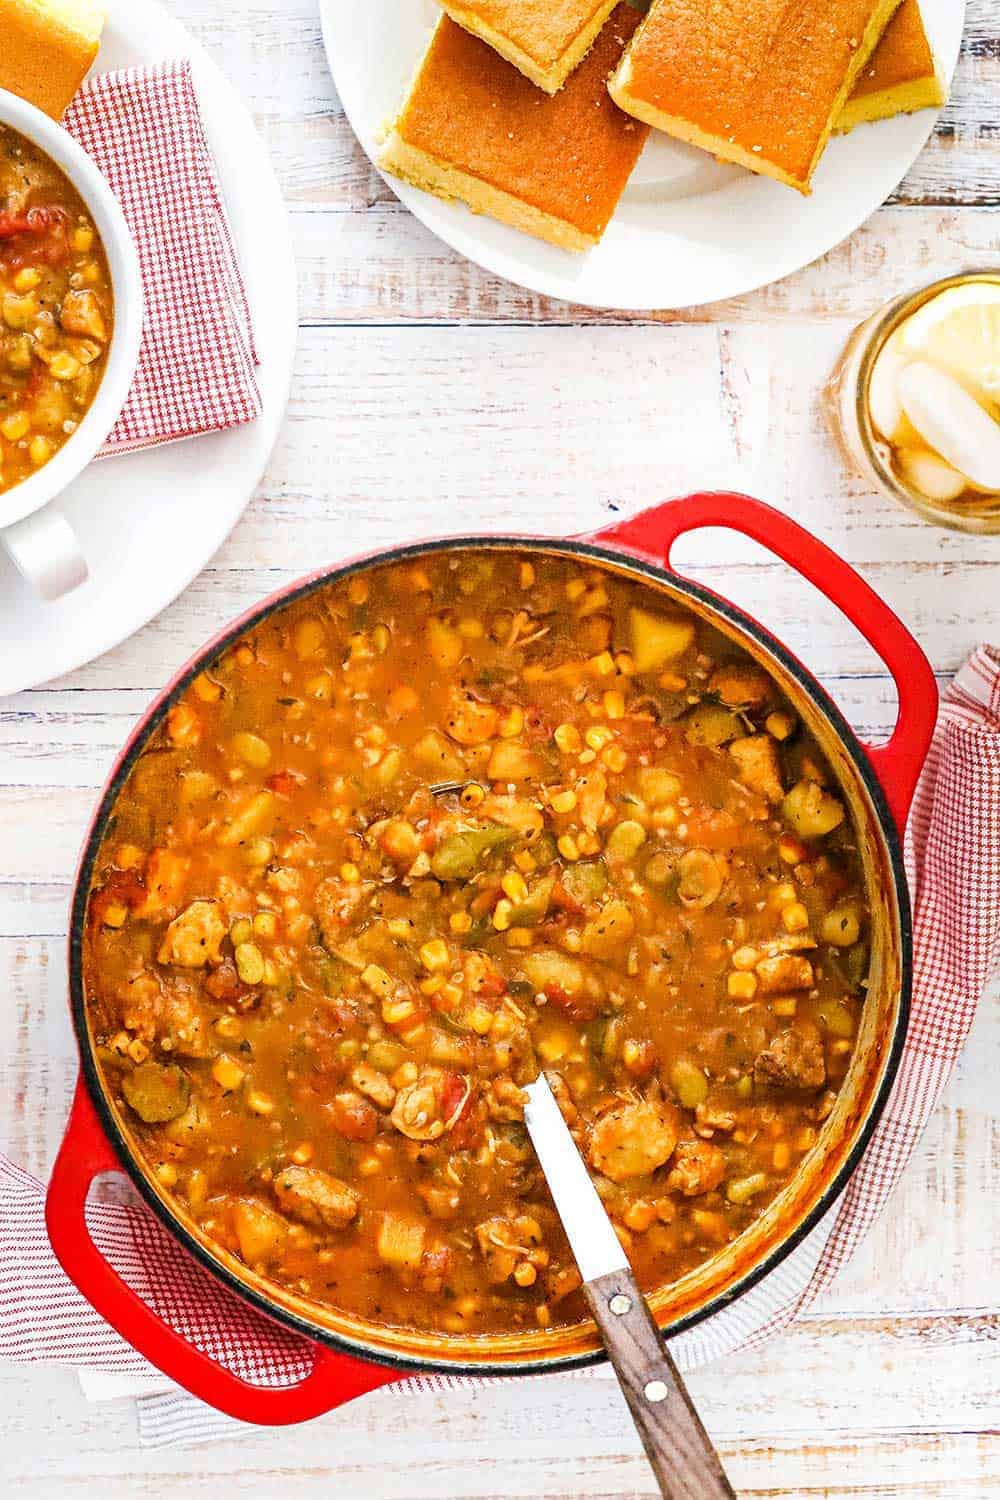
left=837, top=0, right=945, bottom=131
left=0, top=0, right=105, bottom=119
left=437, top=0, right=620, bottom=94
left=608, top=0, right=904, bottom=195
left=379, top=6, right=649, bottom=252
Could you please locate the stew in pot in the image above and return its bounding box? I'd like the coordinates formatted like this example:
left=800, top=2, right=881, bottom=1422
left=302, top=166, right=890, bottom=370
left=1, top=124, right=112, bottom=495
left=84, top=551, right=870, bottom=1338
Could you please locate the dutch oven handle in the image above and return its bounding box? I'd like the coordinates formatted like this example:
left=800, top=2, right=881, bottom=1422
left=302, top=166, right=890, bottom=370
left=588, top=493, right=938, bottom=835
left=46, top=1080, right=399, bottom=1425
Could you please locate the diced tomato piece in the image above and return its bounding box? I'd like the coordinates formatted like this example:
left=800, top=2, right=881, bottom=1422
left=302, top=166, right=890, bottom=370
left=476, top=973, right=508, bottom=1000
left=543, top=984, right=602, bottom=1023
left=551, top=881, right=583, bottom=915
left=267, top=769, right=303, bottom=796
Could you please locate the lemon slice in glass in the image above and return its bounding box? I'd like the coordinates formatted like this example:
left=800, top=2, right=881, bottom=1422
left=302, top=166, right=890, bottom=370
left=899, top=283, right=1000, bottom=404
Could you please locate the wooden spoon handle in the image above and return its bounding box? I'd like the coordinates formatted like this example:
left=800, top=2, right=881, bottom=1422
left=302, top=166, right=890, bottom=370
left=583, top=1268, right=735, bottom=1499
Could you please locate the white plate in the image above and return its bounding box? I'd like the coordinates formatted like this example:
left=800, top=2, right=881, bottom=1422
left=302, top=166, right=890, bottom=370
left=321, top=0, right=964, bottom=311
left=0, top=0, right=297, bottom=697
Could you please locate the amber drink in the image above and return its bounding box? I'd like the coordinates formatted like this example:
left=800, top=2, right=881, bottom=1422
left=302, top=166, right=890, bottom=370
left=827, top=271, right=1000, bottom=532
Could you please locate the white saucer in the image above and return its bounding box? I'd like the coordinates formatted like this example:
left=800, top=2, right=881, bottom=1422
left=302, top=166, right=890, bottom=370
left=0, top=0, right=297, bottom=697
left=321, top=0, right=964, bottom=312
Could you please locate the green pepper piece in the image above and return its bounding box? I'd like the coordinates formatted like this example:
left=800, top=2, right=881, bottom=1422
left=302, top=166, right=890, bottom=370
left=508, top=874, right=555, bottom=927
left=430, top=825, right=517, bottom=881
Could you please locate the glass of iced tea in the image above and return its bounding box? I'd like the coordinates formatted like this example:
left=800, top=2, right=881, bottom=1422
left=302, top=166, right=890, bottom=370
left=826, top=270, right=1000, bottom=533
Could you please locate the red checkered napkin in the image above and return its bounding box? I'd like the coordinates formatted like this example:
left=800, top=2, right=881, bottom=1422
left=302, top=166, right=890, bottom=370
left=63, top=59, right=260, bottom=454
left=1, top=648, right=997, bottom=1447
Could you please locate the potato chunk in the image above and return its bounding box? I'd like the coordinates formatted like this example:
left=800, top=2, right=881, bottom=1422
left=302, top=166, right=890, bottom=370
left=782, top=779, right=845, bottom=839
left=232, top=1199, right=288, bottom=1264
left=60, top=289, right=107, bottom=341
left=629, top=607, right=695, bottom=672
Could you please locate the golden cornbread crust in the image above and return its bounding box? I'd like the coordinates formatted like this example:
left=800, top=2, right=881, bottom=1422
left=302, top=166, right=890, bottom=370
left=379, top=7, right=649, bottom=251
left=0, top=0, right=104, bottom=119
left=836, top=0, right=944, bottom=130
left=609, top=0, right=905, bottom=194
left=439, top=0, right=620, bottom=93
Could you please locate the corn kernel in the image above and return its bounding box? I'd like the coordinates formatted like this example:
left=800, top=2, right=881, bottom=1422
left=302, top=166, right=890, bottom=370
left=585, top=725, right=613, bottom=751
left=590, top=651, right=615, bottom=677
left=513, top=1260, right=537, bottom=1287
left=732, top=945, right=760, bottom=970
left=14, top=267, right=41, bottom=292
left=358, top=1154, right=382, bottom=1177
left=500, top=707, right=524, bottom=738
left=420, top=938, right=450, bottom=972
left=347, top=575, right=369, bottom=605
left=230, top=917, right=253, bottom=946
left=513, top=849, right=536, bottom=874
left=795, top=1126, right=817, bottom=1152
left=550, top=789, right=576, bottom=814
left=214, top=1015, right=241, bottom=1040
left=339, top=861, right=360, bottom=884
left=439, top=982, right=463, bottom=1009
left=557, top=834, right=580, bottom=862
left=102, top=901, right=128, bottom=929
left=773, top=997, right=798, bottom=1018
left=766, top=712, right=796, bottom=742
left=28, top=435, right=52, bottom=466
left=772, top=1142, right=791, bottom=1171
left=772, top=882, right=797, bottom=906
left=191, top=673, right=222, bottom=703
left=49, top=352, right=81, bottom=381
left=363, top=964, right=395, bottom=999
left=231, top=731, right=271, bottom=768
left=116, top=844, right=144, bottom=870
left=501, top=871, right=528, bottom=903
left=728, top=971, right=758, bottom=1000
left=371, top=624, right=391, bottom=654
left=467, top=1005, right=495, bottom=1035
left=127, top=1038, right=148, bottom=1064
left=383, top=998, right=417, bottom=1026
left=623, top=1200, right=657, bottom=1233
left=212, top=1056, right=245, bottom=1091
left=614, top=652, right=635, bottom=676
left=565, top=578, right=587, bottom=601
left=601, top=745, right=628, bottom=774
left=554, top=723, right=582, bottom=755
left=419, top=975, right=444, bottom=997
left=506, top=928, right=532, bottom=948
left=782, top=901, right=810, bottom=933
left=535, top=1304, right=551, bottom=1328
left=519, top=561, right=535, bottom=589
left=156, top=1162, right=178, bottom=1188
left=247, top=1090, right=274, bottom=1116
left=1, top=412, right=30, bottom=442
left=603, top=690, right=626, bottom=720
left=449, top=911, right=473, bottom=934
left=577, top=831, right=601, bottom=856
left=778, top=836, right=807, bottom=865
left=492, top=898, right=513, bottom=932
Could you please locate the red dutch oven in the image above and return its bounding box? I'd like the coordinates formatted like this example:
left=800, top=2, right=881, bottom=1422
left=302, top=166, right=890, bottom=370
left=47, top=493, right=938, bottom=1424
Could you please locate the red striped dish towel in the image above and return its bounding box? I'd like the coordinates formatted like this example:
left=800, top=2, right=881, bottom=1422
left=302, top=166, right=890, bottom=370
left=63, top=59, right=260, bottom=453
left=1, top=647, right=997, bottom=1447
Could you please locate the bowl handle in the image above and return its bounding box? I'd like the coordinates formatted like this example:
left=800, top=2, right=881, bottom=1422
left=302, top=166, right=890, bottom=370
left=587, top=493, right=938, bottom=834
left=46, top=1081, right=399, bottom=1424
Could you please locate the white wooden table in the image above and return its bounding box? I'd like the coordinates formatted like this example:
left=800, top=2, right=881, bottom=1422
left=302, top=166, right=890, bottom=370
left=2, top=2, right=998, bottom=1494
